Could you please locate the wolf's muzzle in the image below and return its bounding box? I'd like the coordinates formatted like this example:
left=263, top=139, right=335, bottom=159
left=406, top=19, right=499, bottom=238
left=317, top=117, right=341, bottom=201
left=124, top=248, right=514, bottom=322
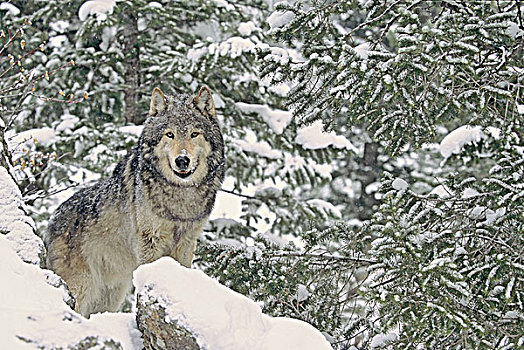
left=175, top=155, right=190, bottom=171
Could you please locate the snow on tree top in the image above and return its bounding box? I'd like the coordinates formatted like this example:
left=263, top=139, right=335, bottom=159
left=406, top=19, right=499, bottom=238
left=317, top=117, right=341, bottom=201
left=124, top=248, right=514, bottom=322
left=78, top=0, right=115, bottom=21
left=238, top=21, right=256, bottom=36
left=296, top=120, right=358, bottom=152
left=267, top=3, right=295, bottom=30
left=233, top=129, right=283, bottom=159
left=392, top=178, right=408, bottom=191
left=439, top=125, right=500, bottom=159
left=439, top=125, right=483, bottom=159
left=134, top=257, right=333, bottom=350
left=235, top=102, right=292, bottom=135
left=0, top=2, right=20, bottom=16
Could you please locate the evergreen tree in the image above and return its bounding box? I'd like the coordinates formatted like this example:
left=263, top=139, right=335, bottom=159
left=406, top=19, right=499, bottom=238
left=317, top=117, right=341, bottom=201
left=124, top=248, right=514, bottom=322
left=3, top=1, right=523, bottom=349
left=4, top=0, right=347, bottom=238
left=255, top=0, right=524, bottom=348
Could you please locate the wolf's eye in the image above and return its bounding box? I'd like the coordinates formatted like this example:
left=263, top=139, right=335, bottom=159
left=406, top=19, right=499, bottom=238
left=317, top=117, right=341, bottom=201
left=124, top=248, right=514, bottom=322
left=190, top=131, right=200, bottom=138
left=165, top=131, right=174, bottom=139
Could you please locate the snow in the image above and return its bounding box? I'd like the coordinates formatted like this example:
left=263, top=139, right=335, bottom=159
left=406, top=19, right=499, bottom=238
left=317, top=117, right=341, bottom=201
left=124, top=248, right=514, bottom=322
left=213, top=0, right=234, bottom=10
left=7, top=127, right=58, bottom=148
left=89, top=313, right=143, bottom=349
left=0, top=234, right=142, bottom=349
left=49, top=20, right=69, bottom=33
left=267, top=4, right=295, bottom=30
left=295, top=284, right=310, bottom=302
left=148, top=1, right=163, bottom=8
left=134, top=257, right=332, bottom=350
left=211, top=37, right=256, bottom=58
left=49, top=35, right=67, bottom=48
left=281, top=152, right=333, bottom=179
left=307, top=198, right=342, bottom=218
left=210, top=184, right=243, bottom=222
left=429, top=184, right=453, bottom=198
left=485, top=207, right=506, bottom=225
left=462, top=187, right=479, bottom=199
left=120, top=125, right=144, bottom=137
left=439, top=125, right=483, bottom=158
left=422, top=257, right=453, bottom=272
left=517, top=103, right=524, bottom=115
left=78, top=0, right=115, bottom=21
left=296, top=120, right=357, bottom=152
left=238, top=21, right=256, bottom=36
left=236, top=102, right=292, bottom=134
left=392, top=178, right=408, bottom=191
left=370, top=332, right=397, bottom=348
left=0, top=167, right=42, bottom=264
left=354, top=42, right=371, bottom=60
left=234, top=130, right=283, bottom=159
left=0, top=2, right=20, bottom=15
left=0, top=163, right=141, bottom=349
left=55, top=114, right=79, bottom=133
left=188, top=46, right=208, bottom=61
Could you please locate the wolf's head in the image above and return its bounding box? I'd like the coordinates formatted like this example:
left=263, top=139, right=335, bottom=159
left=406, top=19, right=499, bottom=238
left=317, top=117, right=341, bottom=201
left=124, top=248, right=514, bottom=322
left=139, top=86, right=225, bottom=187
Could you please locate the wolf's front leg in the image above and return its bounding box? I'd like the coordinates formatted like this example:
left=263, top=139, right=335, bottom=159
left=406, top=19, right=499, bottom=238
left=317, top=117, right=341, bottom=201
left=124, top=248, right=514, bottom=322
left=170, top=235, right=198, bottom=267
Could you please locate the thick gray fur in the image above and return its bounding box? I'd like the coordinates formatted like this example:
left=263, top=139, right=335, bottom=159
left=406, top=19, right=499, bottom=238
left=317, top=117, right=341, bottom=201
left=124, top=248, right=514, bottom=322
left=45, top=87, right=225, bottom=316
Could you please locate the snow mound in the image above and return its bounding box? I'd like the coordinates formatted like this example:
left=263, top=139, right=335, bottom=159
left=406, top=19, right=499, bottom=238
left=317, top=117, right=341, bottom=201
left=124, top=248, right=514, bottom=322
left=134, top=257, right=332, bottom=350
left=296, top=120, right=357, bottom=152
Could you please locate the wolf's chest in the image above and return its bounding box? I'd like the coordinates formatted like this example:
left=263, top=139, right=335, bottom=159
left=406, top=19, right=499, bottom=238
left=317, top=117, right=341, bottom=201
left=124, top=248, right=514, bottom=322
left=135, top=206, right=205, bottom=264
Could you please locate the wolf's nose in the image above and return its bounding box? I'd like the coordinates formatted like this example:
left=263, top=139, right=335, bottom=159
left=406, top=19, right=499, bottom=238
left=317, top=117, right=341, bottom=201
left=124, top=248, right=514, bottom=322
left=175, top=155, right=190, bottom=170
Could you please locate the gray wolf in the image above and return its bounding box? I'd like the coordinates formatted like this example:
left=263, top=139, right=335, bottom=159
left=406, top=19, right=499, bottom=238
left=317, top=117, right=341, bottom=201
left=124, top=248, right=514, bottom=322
left=45, top=87, right=225, bottom=317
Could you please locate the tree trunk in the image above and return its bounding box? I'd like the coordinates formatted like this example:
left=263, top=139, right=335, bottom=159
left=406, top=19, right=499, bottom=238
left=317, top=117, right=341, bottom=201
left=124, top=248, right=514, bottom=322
left=121, top=11, right=143, bottom=125
left=0, top=125, right=12, bottom=172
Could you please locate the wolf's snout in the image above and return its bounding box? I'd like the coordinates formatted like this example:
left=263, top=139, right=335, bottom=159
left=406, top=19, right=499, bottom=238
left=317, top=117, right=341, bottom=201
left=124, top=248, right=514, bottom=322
left=175, top=155, right=190, bottom=170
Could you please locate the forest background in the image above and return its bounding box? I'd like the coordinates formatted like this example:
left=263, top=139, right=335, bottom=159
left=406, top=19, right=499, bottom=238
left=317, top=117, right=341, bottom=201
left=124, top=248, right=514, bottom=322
left=0, top=0, right=523, bottom=349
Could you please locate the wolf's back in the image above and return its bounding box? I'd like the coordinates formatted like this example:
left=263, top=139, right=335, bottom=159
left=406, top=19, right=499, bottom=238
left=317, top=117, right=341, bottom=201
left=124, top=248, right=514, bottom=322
left=44, top=161, right=130, bottom=263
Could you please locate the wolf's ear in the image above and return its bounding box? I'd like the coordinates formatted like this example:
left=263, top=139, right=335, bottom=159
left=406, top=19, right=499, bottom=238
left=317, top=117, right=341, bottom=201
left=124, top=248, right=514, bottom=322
left=193, top=86, right=216, bottom=119
left=150, top=87, right=167, bottom=116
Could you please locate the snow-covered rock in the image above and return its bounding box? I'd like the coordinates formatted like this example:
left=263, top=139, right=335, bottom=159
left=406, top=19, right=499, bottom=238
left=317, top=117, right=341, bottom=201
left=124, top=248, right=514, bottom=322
left=0, top=166, right=44, bottom=265
left=134, top=257, right=332, bottom=350
left=0, top=234, right=143, bottom=349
